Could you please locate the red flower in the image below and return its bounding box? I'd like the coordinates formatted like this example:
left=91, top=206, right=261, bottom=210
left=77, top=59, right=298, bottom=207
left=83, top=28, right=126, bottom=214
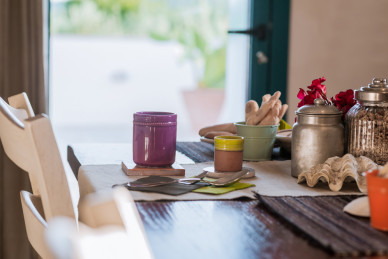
left=308, top=77, right=326, bottom=94
left=297, top=77, right=328, bottom=107
left=297, top=88, right=306, bottom=99
left=331, top=89, right=356, bottom=116
left=296, top=76, right=356, bottom=120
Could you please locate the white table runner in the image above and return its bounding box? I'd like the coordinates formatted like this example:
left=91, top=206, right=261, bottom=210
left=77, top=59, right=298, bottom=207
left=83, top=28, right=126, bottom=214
left=78, top=160, right=362, bottom=201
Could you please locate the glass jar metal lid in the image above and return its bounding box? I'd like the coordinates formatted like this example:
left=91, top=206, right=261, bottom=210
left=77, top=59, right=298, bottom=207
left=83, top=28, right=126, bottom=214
left=355, top=78, right=388, bottom=103
left=296, top=98, right=341, bottom=115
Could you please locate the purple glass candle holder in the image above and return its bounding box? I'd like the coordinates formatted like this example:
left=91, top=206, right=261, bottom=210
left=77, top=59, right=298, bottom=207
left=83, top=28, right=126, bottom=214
left=133, top=112, right=177, bottom=167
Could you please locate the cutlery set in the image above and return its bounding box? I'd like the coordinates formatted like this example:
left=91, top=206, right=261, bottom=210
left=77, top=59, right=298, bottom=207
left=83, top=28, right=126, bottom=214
left=115, top=168, right=249, bottom=189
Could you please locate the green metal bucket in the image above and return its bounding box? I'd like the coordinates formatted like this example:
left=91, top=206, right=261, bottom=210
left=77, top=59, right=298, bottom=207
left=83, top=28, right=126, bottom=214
left=234, top=122, right=278, bottom=161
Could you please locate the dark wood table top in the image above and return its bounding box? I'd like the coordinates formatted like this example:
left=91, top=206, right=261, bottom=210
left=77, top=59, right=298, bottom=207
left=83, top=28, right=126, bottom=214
left=66, top=143, right=334, bottom=259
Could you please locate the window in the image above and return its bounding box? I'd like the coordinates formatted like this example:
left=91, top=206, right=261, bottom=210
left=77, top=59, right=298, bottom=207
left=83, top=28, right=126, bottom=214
left=49, top=0, right=289, bottom=147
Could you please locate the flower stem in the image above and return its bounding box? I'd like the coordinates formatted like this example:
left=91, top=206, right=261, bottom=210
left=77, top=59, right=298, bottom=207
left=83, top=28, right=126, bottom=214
left=318, top=89, right=332, bottom=105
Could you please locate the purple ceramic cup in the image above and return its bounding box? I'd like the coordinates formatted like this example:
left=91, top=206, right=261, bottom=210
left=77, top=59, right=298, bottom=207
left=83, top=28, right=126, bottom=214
left=133, top=112, right=177, bottom=167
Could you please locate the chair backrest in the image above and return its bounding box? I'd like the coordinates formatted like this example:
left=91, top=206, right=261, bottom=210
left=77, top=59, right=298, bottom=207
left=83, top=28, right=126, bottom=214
left=22, top=188, right=153, bottom=259
left=46, top=188, right=153, bottom=259
left=0, top=93, right=75, bottom=220
left=20, top=191, right=54, bottom=259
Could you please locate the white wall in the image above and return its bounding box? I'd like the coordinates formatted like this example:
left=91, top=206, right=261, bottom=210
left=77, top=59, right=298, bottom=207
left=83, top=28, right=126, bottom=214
left=287, top=0, right=388, bottom=123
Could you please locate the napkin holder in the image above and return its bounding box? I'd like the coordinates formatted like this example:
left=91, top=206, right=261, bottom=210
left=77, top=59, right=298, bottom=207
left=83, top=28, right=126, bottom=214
left=121, top=161, right=185, bottom=176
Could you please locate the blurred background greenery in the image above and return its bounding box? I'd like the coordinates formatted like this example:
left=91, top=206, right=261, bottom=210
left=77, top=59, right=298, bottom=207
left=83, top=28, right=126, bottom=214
left=51, top=0, right=228, bottom=88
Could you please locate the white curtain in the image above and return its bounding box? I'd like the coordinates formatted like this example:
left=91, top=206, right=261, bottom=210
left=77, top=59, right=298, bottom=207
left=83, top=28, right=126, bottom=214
left=0, top=0, right=46, bottom=258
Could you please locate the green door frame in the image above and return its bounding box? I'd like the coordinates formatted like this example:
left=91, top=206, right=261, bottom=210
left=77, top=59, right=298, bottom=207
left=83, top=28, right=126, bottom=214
left=248, top=0, right=290, bottom=105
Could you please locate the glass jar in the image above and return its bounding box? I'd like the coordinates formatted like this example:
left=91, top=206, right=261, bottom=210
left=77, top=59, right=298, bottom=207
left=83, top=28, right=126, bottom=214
left=346, top=78, right=388, bottom=165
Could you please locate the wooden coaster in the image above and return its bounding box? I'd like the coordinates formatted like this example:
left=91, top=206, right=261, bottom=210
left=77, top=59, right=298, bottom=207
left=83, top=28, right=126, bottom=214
left=121, top=161, right=185, bottom=176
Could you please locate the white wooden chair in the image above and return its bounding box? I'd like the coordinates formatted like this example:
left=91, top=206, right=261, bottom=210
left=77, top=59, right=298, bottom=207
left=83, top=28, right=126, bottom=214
left=21, top=187, right=152, bottom=259
left=46, top=188, right=153, bottom=259
left=0, top=93, right=75, bottom=220
left=0, top=93, right=151, bottom=258
left=20, top=191, right=55, bottom=258
left=0, top=92, right=75, bottom=257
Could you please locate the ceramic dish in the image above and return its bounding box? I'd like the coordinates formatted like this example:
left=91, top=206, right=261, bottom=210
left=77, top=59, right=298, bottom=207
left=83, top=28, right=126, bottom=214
left=275, top=129, right=292, bottom=154
left=343, top=196, right=369, bottom=217
left=200, top=136, right=215, bottom=144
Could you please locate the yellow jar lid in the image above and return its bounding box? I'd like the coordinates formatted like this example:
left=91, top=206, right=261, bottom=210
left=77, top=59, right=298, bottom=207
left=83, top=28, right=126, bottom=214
left=214, top=136, right=244, bottom=151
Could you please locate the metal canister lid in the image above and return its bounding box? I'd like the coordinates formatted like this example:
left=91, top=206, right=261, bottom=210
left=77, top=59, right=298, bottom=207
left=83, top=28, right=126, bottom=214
left=296, top=98, right=341, bottom=115
left=355, top=78, right=388, bottom=103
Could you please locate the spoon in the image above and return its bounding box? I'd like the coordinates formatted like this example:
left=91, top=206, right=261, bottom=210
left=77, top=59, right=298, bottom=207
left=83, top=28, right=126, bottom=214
left=201, top=169, right=249, bottom=187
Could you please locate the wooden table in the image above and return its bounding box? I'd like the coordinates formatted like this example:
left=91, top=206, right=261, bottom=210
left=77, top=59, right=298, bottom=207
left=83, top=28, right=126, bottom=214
left=67, top=143, right=332, bottom=259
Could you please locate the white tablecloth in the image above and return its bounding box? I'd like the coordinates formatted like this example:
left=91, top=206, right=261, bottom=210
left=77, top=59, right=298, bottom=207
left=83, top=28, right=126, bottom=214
left=78, top=160, right=362, bottom=201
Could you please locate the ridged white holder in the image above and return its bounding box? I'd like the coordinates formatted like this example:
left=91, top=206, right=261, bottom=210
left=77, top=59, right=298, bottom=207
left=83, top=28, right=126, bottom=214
left=297, top=154, right=381, bottom=193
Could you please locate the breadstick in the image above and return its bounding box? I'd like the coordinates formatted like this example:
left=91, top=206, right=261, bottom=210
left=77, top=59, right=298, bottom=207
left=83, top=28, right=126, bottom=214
left=269, top=91, right=281, bottom=103
left=245, top=100, right=259, bottom=122
left=274, top=100, right=282, bottom=117
left=204, top=131, right=236, bottom=139
left=247, top=101, right=273, bottom=125
left=261, top=94, right=271, bottom=105
left=260, top=100, right=282, bottom=125
left=278, top=104, right=288, bottom=120
left=254, top=92, right=281, bottom=124
left=246, top=113, right=261, bottom=125
left=199, top=123, right=237, bottom=137
left=259, top=113, right=280, bottom=125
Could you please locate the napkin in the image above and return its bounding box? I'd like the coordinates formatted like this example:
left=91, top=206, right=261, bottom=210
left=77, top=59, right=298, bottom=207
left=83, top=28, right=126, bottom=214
left=193, top=182, right=255, bottom=195
left=123, top=176, right=255, bottom=196
left=125, top=183, right=207, bottom=196
left=279, top=119, right=292, bottom=130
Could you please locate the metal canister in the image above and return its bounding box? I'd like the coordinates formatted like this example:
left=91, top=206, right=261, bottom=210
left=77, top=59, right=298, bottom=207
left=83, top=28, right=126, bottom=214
left=291, top=98, right=344, bottom=177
